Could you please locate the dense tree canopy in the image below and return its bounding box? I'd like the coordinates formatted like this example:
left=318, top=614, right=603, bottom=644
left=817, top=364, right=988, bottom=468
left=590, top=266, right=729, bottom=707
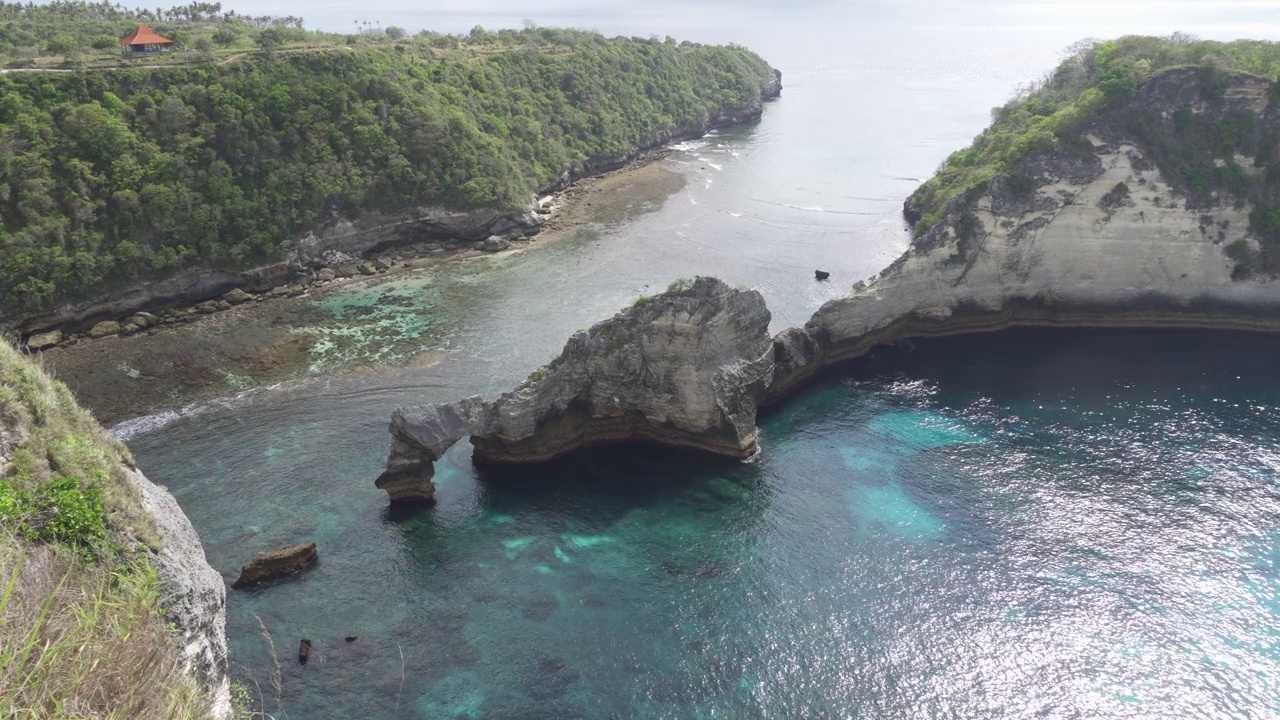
left=0, top=26, right=774, bottom=314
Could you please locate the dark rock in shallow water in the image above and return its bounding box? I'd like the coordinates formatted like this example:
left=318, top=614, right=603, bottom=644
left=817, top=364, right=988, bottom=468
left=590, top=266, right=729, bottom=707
left=378, top=277, right=773, bottom=503
left=231, top=542, right=318, bottom=589
left=815, top=270, right=830, bottom=280
left=344, top=635, right=359, bottom=643
left=298, top=638, right=312, bottom=665
left=521, top=593, right=560, bottom=621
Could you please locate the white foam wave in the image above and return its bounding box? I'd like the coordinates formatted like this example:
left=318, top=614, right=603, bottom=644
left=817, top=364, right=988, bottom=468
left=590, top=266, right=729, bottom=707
left=671, top=139, right=709, bottom=152
left=110, top=380, right=294, bottom=440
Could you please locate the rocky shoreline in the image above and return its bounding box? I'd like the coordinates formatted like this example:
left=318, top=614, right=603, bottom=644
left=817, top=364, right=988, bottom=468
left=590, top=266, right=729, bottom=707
left=10, top=68, right=782, bottom=350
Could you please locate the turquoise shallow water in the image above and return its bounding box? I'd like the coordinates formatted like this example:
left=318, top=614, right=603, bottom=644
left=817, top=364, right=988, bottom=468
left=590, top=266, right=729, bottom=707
left=128, top=328, right=1280, bottom=718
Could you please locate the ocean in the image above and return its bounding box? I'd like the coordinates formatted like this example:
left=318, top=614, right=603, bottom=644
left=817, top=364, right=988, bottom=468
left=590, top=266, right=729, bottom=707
left=120, top=2, right=1280, bottom=717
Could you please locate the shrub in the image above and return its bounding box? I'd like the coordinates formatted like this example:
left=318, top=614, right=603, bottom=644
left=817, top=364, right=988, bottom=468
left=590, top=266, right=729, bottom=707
left=0, top=476, right=107, bottom=553
left=44, top=33, right=76, bottom=54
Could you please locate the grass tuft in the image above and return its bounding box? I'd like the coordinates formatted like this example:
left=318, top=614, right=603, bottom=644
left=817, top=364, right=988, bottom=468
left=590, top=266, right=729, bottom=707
left=0, top=538, right=211, bottom=719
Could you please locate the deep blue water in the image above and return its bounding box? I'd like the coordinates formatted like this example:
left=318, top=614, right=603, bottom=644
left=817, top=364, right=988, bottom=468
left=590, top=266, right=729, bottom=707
left=130, top=328, right=1280, bottom=718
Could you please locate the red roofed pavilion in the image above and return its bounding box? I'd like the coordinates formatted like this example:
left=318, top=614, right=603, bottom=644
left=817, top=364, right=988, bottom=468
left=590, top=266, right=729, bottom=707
left=118, top=24, right=173, bottom=54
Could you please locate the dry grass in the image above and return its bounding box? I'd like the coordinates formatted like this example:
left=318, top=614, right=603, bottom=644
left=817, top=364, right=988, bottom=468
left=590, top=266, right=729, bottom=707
left=0, top=537, right=210, bottom=719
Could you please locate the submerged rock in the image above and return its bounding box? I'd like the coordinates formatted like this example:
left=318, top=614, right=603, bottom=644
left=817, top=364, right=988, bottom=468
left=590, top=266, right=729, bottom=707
left=231, top=542, right=318, bottom=589
left=377, top=277, right=774, bottom=503
left=298, top=638, right=312, bottom=665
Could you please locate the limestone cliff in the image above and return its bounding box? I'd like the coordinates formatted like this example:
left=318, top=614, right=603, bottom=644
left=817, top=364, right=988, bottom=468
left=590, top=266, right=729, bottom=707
left=378, top=277, right=774, bottom=501
left=770, top=67, right=1280, bottom=401
left=129, top=468, right=233, bottom=719
left=376, top=63, right=1280, bottom=481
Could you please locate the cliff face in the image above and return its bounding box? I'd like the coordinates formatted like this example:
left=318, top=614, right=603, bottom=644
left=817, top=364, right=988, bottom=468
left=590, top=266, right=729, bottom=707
left=378, top=277, right=774, bottom=501
left=129, top=468, right=233, bottom=719
left=375, top=67, right=1279, bottom=483
left=770, top=69, right=1280, bottom=400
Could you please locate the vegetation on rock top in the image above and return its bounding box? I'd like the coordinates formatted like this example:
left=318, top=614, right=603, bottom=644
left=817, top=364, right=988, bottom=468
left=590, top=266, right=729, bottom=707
left=907, top=35, right=1280, bottom=274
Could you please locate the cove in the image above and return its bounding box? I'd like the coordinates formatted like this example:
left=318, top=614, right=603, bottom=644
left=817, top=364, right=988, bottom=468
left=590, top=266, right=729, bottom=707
left=129, top=327, right=1280, bottom=718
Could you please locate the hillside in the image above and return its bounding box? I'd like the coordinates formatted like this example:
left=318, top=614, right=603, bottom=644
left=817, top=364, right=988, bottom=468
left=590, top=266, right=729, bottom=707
left=0, top=339, right=230, bottom=718
left=905, top=36, right=1280, bottom=274
left=0, top=21, right=777, bottom=321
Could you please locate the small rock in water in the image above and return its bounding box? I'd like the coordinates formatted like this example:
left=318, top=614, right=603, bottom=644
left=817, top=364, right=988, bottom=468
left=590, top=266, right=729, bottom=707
left=87, top=320, right=123, bottom=339
left=298, top=638, right=312, bottom=665
left=223, top=288, right=252, bottom=305
left=344, top=635, right=359, bottom=643
left=483, top=235, right=511, bottom=252
left=26, top=329, right=62, bottom=351
left=231, top=542, right=318, bottom=589
left=814, top=270, right=830, bottom=280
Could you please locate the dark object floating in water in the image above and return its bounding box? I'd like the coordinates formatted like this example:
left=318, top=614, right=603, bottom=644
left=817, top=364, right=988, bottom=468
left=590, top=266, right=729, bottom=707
left=815, top=270, right=830, bottom=280
left=344, top=635, right=359, bottom=643
left=231, top=541, right=318, bottom=589
left=299, top=638, right=312, bottom=665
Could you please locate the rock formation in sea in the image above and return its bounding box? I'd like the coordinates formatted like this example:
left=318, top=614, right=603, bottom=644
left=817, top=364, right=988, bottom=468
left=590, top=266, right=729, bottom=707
left=232, top=542, right=319, bottom=589
left=377, top=66, right=1280, bottom=486
left=376, top=277, right=775, bottom=502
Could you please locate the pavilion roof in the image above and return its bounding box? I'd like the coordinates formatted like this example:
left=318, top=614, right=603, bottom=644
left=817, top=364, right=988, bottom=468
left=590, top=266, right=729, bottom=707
left=119, top=24, right=172, bottom=45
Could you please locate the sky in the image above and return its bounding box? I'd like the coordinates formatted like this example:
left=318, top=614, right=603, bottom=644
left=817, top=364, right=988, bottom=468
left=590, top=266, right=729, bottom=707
left=221, top=0, right=1280, bottom=43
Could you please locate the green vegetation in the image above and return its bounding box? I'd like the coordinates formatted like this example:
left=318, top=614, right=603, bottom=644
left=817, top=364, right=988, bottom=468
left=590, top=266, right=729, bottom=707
left=0, top=13, right=773, bottom=317
left=0, top=475, right=107, bottom=554
left=0, top=1, right=331, bottom=67
left=632, top=295, right=654, bottom=308
left=0, top=341, right=210, bottom=718
left=908, top=35, right=1280, bottom=270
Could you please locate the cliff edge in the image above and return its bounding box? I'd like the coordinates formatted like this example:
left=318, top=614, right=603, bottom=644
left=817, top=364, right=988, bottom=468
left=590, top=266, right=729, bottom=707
left=0, top=341, right=229, bottom=719
left=375, top=39, right=1280, bottom=491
